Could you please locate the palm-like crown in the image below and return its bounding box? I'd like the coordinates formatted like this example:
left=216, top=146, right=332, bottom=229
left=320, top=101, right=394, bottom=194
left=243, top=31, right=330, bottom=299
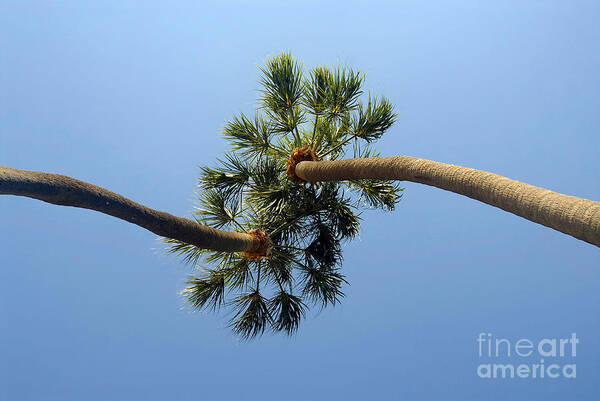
left=167, top=53, right=401, bottom=339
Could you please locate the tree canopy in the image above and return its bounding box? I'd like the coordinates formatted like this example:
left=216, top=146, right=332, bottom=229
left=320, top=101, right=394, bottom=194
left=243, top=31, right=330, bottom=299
left=167, top=53, right=401, bottom=339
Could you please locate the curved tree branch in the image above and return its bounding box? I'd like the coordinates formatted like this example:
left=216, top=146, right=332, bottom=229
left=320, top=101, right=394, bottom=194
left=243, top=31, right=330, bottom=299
left=0, top=166, right=258, bottom=253
left=296, top=156, right=600, bottom=247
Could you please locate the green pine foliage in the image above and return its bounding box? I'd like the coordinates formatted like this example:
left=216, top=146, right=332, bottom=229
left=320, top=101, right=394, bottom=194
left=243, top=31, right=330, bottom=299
left=167, top=53, right=402, bottom=339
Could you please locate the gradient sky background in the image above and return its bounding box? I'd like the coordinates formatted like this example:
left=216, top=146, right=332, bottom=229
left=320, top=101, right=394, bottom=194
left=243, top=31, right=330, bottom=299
left=1, top=1, right=599, bottom=400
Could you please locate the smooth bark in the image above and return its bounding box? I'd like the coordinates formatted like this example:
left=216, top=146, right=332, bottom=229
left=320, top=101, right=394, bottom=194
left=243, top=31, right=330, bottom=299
left=296, top=156, right=600, bottom=247
left=0, top=166, right=258, bottom=252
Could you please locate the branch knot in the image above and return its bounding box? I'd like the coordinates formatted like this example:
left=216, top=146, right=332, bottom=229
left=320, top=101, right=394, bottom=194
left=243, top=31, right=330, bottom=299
left=286, top=146, right=320, bottom=183
left=242, top=229, right=272, bottom=261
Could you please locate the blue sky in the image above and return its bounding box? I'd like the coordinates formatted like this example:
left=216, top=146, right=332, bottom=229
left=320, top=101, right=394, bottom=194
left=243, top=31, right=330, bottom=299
left=1, top=1, right=599, bottom=400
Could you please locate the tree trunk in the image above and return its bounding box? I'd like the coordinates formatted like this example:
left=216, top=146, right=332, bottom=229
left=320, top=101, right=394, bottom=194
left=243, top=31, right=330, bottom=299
left=0, top=166, right=258, bottom=253
left=296, top=156, right=600, bottom=247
